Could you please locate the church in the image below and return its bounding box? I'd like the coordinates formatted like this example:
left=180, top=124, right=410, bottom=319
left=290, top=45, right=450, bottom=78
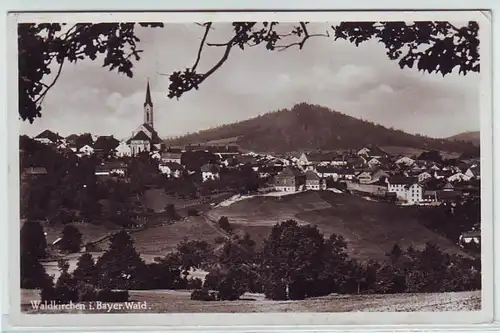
left=126, top=80, right=163, bottom=155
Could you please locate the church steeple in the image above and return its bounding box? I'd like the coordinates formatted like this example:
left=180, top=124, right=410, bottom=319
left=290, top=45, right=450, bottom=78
left=143, top=79, right=154, bottom=128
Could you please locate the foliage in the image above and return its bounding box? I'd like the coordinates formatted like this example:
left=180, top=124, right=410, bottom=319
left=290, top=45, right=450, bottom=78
left=190, top=288, right=218, bottom=301
left=176, top=238, right=214, bottom=274
left=96, top=230, right=146, bottom=290
left=58, top=225, right=83, bottom=253
left=20, top=221, right=47, bottom=259
left=18, top=22, right=163, bottom=122
left=261, top=220, right=325, bottom=300
left=218, top=216, right=232, bottom=234
left=72, top=252, right=99, bottom=286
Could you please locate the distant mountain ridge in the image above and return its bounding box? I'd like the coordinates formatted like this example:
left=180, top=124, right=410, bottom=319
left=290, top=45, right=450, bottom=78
left=165, top=103, right=478, bottom=154
left=446, top=131, right=480, bottom=147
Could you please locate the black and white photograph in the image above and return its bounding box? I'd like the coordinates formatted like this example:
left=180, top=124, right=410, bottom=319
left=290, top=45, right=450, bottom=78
left=7, top=10, right=493, bottom=327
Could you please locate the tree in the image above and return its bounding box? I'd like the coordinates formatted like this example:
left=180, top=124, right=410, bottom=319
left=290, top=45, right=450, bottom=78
left=72, top=252, right=98, bottom=286
left=58, top=225, right=83, bottom=253
left=96, top=230, right=146, bottom=289
left=18, top=22, right=163, bottom=122
left=218, top=216, right=233, bottom=234
left=175, top=238, right=214, bottom=276
left=51, top=259, right=79, bottom=303
left=19, top=21, right=479, bottom=122
left=261, top=220, right=325, bottom=300
left=20, top=221, right=47, bottom=259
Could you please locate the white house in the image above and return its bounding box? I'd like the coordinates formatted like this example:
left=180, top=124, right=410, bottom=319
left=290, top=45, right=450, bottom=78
left=367, top=158, right=382, bottom=169
left=465, top=166, right=480, bottom=180
left=418, top=171, right=432, bottom=183
left=459, top=231, right=480, bottom=247
left=79, top=144, right=94, bottom=156
left=357, top=147, right=370, bottom=157
left=115, top=141, right=132, bottom=157
left=159, top=162, right=182, bottom=178
left=406, top=183, right=424, bottom=205
left=356, top=171, right=372, bottom=184
left=387, top=176, right=416, bottom=201
left=447, top=172, right=471, bottom=183
left=201, top=164, right=220, bottom=182
left=395, top=156, right=415, bottom=166
left=161, top=152, right=182, bottom=164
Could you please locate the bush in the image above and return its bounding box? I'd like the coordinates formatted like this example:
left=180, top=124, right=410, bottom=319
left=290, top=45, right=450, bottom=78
left=77, top=282, right=98, bottom=302
left=96, top=289, right=129, bottom=302
left=218, top=216, right=232, bottom=233
left=187, top=208, right=200, bottom=216
left=190, top=289, right=218, bottom=301
left=187, top=277, right=203, bottom=290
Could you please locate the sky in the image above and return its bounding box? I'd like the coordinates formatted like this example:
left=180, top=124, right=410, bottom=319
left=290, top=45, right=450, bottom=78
left=19, top=22, right=481, bottom=140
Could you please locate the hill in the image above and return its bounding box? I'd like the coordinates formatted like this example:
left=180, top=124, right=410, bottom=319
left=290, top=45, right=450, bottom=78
left=165, top=103, right=478, bottom=153
left=207, top=191, right=467, bottom=261
left=447, top=131, right=480, bottom=146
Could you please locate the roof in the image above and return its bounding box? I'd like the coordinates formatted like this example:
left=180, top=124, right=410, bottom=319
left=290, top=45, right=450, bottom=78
left=35, top=130, right=62, bottom=142
left=276, top=167, right=303, bottom=178
left=437, top=190, right=462, bottom=199
left=161, top=162, right=183, bottom=170
left=24, top=166, right=48, bottom=175
left=305, top=151, right=338, bottom=162
left=461, top=231, right=481, bottom=238
left=201, top=163, right=219, bottom=173
left=129, top=131, right=151, bottom=142
left=144, top=80, right=153, bottom=107
left=305, top=170, right=320, bottom=181
left=93, top=135, right=120, bottom=151
left=388, top=175, right=417, bottom=185
left=161, top=152, right=182, bottom=159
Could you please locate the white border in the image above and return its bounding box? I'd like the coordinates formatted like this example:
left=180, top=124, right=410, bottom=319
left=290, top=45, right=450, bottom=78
left=2, top=8, right=496, bottom=332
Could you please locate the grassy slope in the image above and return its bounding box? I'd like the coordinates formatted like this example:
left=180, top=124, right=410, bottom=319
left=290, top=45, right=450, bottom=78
left=209, top=191, right=466, bottom=261
left=21, top=289, right=480, bottom=313
left=131, top=216, right=224, bottom=255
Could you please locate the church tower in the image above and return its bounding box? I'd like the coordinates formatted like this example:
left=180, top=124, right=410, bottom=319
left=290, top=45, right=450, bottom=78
left=144, top=79, right=154, bottom=128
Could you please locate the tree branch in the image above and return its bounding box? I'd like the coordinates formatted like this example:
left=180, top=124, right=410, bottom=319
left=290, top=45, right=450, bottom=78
left=34, top=59, right=65, bottom=105
left=192, top=22, right=212, bottom=71
left=276, top=22, right=330, bottom=51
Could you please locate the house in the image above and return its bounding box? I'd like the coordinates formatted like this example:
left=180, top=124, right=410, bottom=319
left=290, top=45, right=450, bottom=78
left=95, top=161, right=127, bottom=177
left=386, top=176, right=417, bottom=201
left=395, top=156, right=415, bottom=166
left=273, top=167, right=306, bottom=192
left=79, top=144, right=94, bottom=156
left=305, top=171, right=325, bottom=191
left=34, top=130, right=63, bottom=145
left=356, top=171, right=372, bottom=184
left=93, top=135, right=120, bottom=156
left=115, top=140, right=132, bottom=157
left=367, top=158, right=382, bottom=169
left=465, top=166, right=481, bottom=180
left=447, top=172, right=471, bottom=183
left=417, top=171, right=432, bottom=183
left=370, top=169, right=390, bottom=183
left=23, top=166, right=48, bottom=176
left=405, top=183, right=424, bottom=205
left=459, top=231, right=481, bottom=246
left=357, top=147, right=371, bottom=157
left=161, top=152, right=182, bottom=164
left=159, top=162, right=183, bottom=178
left=201, top=164, right=220, bottom=182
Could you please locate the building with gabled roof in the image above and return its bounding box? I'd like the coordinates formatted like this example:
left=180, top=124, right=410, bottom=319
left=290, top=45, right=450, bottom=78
left=126, top=80, right=163, bottom=155
left=273, top=166, right=306, bottom=192
left=34, top=129, right=63, bottom=145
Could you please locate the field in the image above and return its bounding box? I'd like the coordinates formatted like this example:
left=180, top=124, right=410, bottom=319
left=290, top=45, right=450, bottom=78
left=21, top=289, right=481, bottom=313
left=208, top=191, right=466, bottom=261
